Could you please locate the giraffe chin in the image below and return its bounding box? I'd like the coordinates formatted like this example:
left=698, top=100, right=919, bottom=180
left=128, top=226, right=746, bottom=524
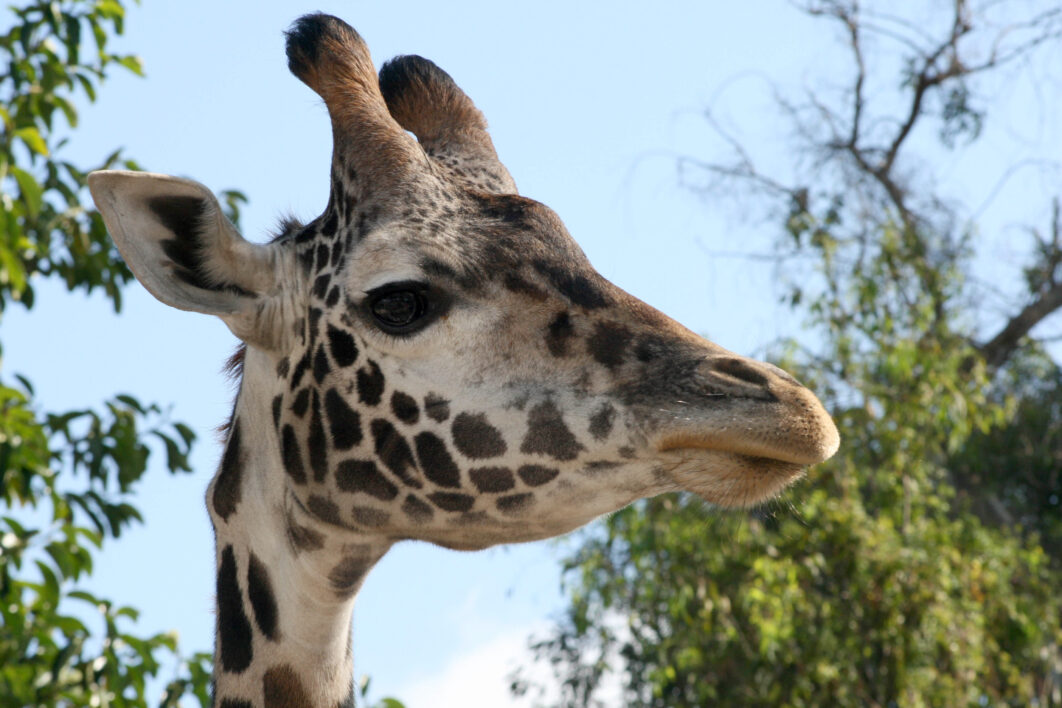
left=662, top=450, right=807, bottom=509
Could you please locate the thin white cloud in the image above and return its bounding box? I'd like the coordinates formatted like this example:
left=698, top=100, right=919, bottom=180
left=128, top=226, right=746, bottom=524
left=390, top=619, right=626, bottom=708
left=391, top=623, right=555, bottom=708
left=395, top=624, right=547, bottom=708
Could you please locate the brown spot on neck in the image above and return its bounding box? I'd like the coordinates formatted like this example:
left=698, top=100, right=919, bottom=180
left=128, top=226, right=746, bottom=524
left=263, top=664, right=313, bottom=708
left=212, top=420, right=245, bottom=521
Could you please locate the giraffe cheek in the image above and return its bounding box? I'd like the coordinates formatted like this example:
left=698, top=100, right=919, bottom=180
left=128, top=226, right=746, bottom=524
left=325, top=388, right=362, bottom=450
left=413, top=431, right=461, bottom=488
left=450, top=412, right=507, bottom=458
left=520, top=401, right=584, bottom=461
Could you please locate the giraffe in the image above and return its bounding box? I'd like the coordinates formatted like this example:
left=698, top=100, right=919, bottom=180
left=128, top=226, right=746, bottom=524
left=88, top=14, right=839, bottom=707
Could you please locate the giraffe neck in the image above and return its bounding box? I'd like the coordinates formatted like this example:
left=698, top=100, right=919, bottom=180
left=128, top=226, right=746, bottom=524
left=209, top=349, right=391, bottom=707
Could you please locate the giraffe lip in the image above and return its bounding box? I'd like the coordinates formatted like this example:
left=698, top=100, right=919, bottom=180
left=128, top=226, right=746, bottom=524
left=658, top=445, right=807, bottom=476
left=660, top=449, right=807, bottom=508
left=655, top=433, right=826, bottom=466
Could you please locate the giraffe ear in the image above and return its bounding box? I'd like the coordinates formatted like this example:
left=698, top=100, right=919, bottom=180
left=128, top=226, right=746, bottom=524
left=89, top=170, right=284, bottom=342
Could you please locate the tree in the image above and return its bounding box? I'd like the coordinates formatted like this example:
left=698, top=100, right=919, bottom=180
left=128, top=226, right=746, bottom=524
left=517, top=2, right=1062, bottom=705
left=0, top=2, right=242, bottom=704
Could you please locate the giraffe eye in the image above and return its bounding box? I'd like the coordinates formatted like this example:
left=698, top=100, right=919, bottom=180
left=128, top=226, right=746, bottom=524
left=366, top=282, right=432, bottom=334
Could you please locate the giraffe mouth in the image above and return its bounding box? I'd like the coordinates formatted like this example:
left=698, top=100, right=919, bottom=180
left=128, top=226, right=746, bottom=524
left=655, top=432, right=829, bottom=466
left=658, top=445, right=807, bottom=509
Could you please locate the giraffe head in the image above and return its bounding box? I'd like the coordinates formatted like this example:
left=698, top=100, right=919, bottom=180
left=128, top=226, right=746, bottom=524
left=89, top=15, right=838, bottom=553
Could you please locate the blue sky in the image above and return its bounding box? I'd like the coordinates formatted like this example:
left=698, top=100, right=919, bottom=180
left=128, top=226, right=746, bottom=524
left=4, top=1, right=1059, bottom=705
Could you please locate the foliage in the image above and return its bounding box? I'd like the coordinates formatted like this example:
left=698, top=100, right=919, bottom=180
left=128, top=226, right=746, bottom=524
left=520, top=2, right=1062, bottom=706
left=358, top=675, right=408, bottom=708
left=0, top=0, right=139, bottom=313
left=0, top=2, right=242, bottom=705
left=952, top=348, right=1062, bottom=557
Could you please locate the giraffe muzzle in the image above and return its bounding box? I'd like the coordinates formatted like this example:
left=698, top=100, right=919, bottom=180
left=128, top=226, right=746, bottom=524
left=652, top=354, right=840, bottom=467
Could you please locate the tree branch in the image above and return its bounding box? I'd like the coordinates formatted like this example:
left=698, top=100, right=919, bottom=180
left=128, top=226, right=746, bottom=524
left=878, top=1, right=969, bottom=178
left=978, top=199, right=1062, bottom=368
left=978, top=281, right=1062, bottom=369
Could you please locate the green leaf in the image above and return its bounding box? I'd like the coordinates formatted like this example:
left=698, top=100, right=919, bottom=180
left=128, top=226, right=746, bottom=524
left=96, top=0, right=125, bottom=21
left=10, top=166, right=43, bottom=217
left=13, top=373, right=35, bottom=395
left=153, top=431, right=189, bottom=473
left=13, top=127, right=49, bottom=156
left=74, top=72, right=97, bottom=102
left=114, top=393, right=145, bottom=413
left=173, top=421, right=196, bottom=447
left=0, top=229, right=30, bottom=293
left=117, top=54, right=143, bottom=76
left=52, top=94, right=78, bottom=128
left=35, top=559, right=61, bottom=606
left=64, top=15, right=82, bottom=66
left=68, top=589, right=102, bottom=606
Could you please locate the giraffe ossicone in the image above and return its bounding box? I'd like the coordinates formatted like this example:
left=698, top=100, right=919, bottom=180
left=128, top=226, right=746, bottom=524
left=89, top=13, right=839, bottom=707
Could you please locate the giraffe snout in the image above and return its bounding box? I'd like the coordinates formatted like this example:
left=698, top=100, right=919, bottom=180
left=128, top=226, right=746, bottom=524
left=650, top=353, right=840, bottom=467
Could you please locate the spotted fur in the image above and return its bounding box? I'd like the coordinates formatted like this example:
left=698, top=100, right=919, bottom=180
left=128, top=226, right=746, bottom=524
left=216, top=545, right=253, bottom=674
left=262, top=665, right=312, bottom=708
left=246, top=553, right=279, bottom=641
left=89, top=13, right=838, bottom=707
left=212, top=420, right=244, bottom=521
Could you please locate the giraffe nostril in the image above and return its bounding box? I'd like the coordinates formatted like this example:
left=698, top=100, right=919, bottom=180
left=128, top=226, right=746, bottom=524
left=694, top=356, right=779, bottom=402
left=708, top=358, right=770, bottom=387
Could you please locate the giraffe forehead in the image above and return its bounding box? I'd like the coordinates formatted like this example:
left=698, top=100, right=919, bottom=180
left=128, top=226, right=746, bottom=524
left=326, top=191, right=606, bottom=302
left=444, top=197, right=595, bottom=282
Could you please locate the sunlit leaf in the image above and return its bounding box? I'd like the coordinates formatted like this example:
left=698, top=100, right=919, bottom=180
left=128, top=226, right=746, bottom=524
left=13, top=127, right=48, bottom=156
left=10, top=166, right=43, bottom=217
left=117, top=53, right=143, bottom=76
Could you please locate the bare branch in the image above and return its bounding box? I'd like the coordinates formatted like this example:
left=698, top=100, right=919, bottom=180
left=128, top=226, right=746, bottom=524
left=970, top=158, right=1056, bottom=221
left=979, top=199, right=1062, bottom=368
left=693, top=243, right=808, bottom=264
left=877, top=4, right=968, bottom=178
left=978, top=281, right=1062, bottom=369
left=978, top=8, right=1062, bottom=74
left=678, top=154, right=796, bottom=205
left=702, top=0, right=1062, bottom=374
left=845, top=7, right=867, bottom=151
left=678, top=109, right=800, bottom=202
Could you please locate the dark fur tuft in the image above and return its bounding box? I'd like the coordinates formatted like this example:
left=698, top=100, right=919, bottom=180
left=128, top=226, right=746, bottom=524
left=217, top=346, right=247, bottom=437
left=270, top=214, right=305, bottom=244
left=379, top=54, right=459, bottom=107
left=285, top=14, right=329, bottom=79
left=284, top=13, right=362, bottom=86
left=223, top=346, right=246, bottom=382
left=378, top=55, right=486, bottom=140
